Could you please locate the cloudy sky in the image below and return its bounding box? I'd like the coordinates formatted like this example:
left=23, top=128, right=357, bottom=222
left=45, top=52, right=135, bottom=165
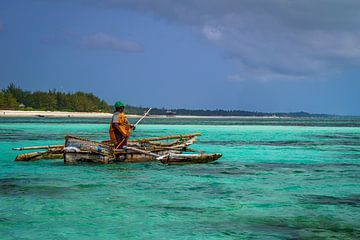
left=1, top=0, right=360, bottom=115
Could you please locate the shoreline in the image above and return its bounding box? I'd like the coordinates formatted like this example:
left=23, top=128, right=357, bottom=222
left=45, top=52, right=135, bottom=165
left=1, top=110, right=117, bottom=118
left=0, top=110, right=289, bottom=119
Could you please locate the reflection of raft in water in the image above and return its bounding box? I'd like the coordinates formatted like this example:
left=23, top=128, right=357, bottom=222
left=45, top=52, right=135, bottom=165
left=14, top=133, right=222, bottom=164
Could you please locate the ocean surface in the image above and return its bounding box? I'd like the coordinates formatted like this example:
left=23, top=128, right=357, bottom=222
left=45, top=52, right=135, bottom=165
left=0, top=117, right=359, bottom=239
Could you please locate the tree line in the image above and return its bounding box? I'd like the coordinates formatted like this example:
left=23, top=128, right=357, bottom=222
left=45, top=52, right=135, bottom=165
left=0, top=84, right=111, bottom=112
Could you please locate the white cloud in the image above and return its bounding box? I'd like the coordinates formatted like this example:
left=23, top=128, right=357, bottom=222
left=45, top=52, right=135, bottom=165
left=301, top=31, right=360, bottom=59
left=59, top=0, right=360, bottom=81
left=42, top=32, right=143, bottom=53
left=227, top=74, right=244, bottom=82
left=229, top=66, right=308, bottom=83
left=202, top=26, right=222, bottom=41
left=81, top=32, right=143, bottom=52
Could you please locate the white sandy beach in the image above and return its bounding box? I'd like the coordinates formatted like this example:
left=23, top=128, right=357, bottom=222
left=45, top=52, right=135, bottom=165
left=0, top=110, right=285, bottom=119
left=0, top=110, right=139, bottom=118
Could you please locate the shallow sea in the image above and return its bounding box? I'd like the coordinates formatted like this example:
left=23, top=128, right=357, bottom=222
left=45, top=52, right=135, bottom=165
left=0, top=117, right=359, bottom=239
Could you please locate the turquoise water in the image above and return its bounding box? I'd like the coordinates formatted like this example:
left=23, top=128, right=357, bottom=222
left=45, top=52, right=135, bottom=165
left=1, top=117, right=359, bottom=239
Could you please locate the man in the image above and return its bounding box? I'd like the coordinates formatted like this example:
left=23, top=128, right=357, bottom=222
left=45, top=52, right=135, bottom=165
left=109, top=101, right=135, bottom=148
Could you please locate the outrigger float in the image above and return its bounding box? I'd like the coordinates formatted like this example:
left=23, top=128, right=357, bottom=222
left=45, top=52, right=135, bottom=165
left=13, top=133, right=222, bottom=164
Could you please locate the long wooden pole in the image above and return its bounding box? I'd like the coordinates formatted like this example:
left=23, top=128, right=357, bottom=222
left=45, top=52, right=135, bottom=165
left=133, top=108, right=152, bottom=127
left=129, top=133, right=201, bottom=142
left=12, top=145, right=63, bottom=151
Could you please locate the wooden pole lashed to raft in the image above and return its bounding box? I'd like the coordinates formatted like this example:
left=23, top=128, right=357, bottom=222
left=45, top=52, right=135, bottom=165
left=13, top=133, right=202, bottom=151
left=12, top=145, right=64, bottom=151
left=129, top=133, right=202, bottom=142
left=15, top=151, right=63, bottom=161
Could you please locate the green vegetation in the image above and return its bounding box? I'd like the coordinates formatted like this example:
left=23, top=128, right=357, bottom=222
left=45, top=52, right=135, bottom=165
left=0, top=84, right=111, bottom=112
left=0, top=84, right=333, bottom=117
left=0, top=89, right=19, bottom=109
left=129, top=107, right=333, bottom=117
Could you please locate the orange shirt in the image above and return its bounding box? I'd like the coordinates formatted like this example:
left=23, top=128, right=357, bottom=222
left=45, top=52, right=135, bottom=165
left=109, top=112, right=131, bottom=143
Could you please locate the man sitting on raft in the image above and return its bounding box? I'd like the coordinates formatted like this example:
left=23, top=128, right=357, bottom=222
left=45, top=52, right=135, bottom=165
left=109, top=101, right=135, bottom=148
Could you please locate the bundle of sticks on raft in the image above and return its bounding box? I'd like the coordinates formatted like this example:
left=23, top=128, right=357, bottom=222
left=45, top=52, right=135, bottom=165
left=13, top=133, right=222, bottom=164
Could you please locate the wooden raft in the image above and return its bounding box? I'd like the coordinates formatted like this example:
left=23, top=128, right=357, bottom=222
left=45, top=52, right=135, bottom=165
left=13, top=133, right=222, bottom=164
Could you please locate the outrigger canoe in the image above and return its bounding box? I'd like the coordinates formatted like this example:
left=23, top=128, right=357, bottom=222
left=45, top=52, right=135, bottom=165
left=14, top=133, right=222, bottom=164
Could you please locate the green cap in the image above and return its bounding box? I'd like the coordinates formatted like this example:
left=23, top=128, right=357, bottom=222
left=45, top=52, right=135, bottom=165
left=114, top=101, right=125, bottom=108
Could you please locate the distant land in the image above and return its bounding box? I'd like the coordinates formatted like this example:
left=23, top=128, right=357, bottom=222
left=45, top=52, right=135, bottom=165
left=0, top=84, right=336, bottom=117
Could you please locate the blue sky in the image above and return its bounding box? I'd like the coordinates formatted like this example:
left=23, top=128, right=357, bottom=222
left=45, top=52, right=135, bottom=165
left=0, top=0, right=360, bottom=115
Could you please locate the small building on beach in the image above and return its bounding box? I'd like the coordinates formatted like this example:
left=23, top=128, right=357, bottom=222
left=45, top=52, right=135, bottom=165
left=166, top=110, right=176, bottom=117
